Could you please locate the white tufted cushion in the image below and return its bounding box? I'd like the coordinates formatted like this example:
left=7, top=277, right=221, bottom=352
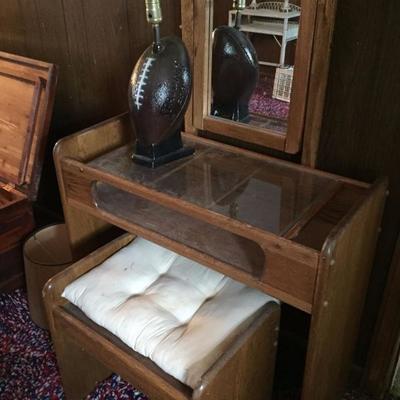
left=63, top=237, right=277, bottom=388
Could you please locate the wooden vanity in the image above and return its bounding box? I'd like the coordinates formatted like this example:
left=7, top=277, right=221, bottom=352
left=45, top=1, right=387, bottom=398
left=52, top=113, right=386, bottom=399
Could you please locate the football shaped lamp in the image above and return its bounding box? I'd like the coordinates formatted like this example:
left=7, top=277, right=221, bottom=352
left=128, top=0, right=194, bottom=168
left=211, top=0, right=259, bottom=123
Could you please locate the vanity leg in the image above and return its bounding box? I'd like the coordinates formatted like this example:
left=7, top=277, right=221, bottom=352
left=301, top=180, right=387, bottom=400
left=53, top=317, right=112, bottom=399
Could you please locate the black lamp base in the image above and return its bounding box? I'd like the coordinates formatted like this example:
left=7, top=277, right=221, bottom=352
left=211, top=102, right=251, bottom=123
left=132, top=132, right=194, bottom=168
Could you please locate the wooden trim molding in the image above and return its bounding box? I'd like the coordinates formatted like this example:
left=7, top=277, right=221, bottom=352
left=182, top=0, right=330, bottom=155
left=301, top=0, right=338, bottom=167
left=363, top=233, right=400, bottom=398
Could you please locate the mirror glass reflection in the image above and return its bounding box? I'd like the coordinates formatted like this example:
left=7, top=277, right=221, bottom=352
left=210, top=0, right=302, bottom=133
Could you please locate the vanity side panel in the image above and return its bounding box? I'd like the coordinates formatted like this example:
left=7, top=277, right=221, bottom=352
left=54, top=114, right=132, bottom=259
left=301, top=179, right=387, bottom=400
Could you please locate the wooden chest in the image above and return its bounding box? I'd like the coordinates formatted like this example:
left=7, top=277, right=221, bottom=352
left=0, top=52, right=57, bottom=291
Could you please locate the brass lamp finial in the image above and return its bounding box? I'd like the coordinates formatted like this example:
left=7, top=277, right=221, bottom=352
left=145, top=0, right=163, bottom=24
left=145, top=0, right=163, bottom=53
left=233, top=0, right=246, bottom=28
left=233, top=0, right=246, bottom=11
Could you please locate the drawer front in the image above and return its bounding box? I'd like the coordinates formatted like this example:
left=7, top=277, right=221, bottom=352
left=62, top=162, right=319, bottom=313
left=260, top=247, right=318, bottom=311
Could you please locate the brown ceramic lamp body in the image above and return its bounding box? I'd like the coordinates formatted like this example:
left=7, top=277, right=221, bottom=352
left=211, top=3, right=259, bottom=123
left=128, top=0, right=193, bottom=168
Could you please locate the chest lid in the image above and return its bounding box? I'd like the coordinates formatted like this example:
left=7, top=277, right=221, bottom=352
left=0, top=51, right=57, bottom=200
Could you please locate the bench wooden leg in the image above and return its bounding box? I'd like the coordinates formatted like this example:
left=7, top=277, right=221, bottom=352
left=53, top=318, right=112, bottom=399
left=194, top=304, right=280, bottom=400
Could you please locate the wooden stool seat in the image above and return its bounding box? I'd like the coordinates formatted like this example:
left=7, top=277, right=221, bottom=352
left=45, top=234, right=280, bottom=400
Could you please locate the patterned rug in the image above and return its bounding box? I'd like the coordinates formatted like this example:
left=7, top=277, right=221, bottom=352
left=0, top=290, right=379, bottom=400
left=0, top=289, right=148, bottom=400
left=249, top=67, right=290, bottom=121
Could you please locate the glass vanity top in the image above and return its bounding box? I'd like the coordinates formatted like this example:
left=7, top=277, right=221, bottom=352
left=88, top=139, right=339, bottom=236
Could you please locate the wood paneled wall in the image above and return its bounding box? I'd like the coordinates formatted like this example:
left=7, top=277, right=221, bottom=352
left=316, top=0, right=400, bottom=372
left=0, top=0, right=181, bottom=212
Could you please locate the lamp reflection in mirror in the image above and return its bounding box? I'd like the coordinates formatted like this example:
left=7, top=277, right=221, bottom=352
left=211, top=0, right=259, bottom=123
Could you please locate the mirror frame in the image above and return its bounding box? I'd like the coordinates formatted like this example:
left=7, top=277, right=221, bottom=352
left=182, top=0, right=320, bottom=154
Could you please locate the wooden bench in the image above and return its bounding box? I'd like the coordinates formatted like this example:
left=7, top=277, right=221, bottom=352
left=44, top=233, right=280, bottom=400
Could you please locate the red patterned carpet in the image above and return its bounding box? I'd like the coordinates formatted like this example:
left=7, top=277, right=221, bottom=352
left=249, top=67, right=290, bottom=121
left=0, top=289, right=148, bottom=400
left=0, top=289, right=379, bottom=400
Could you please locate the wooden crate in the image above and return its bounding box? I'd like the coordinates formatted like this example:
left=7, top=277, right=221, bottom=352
left=0, top=52, right=58, bottom=291
left=52, top=113, right=386, bottom=399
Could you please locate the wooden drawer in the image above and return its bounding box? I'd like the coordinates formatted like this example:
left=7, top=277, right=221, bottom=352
left=61, top=160, right=319, bottom=312
left=57, top=123, right=371, bottom=313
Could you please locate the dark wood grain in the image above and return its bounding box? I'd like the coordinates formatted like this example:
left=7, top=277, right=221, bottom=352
left=364, top=234, right=400, bottom=397
left=0, top=243, right=26, bottom=292
left=0, top=0, right=181, bottom=214
left=314, top=0, right=400, bottom=379
left=0, top=196, right=34, bottom=252
left=302, top=179, right=387, bottom=400
left=0, top=0, right=180, bottom=133
left=0, top=198, right=34, bottom=292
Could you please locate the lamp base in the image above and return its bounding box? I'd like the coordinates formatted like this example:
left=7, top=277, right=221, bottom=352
left=132, top=132, right=194, bottom=168
left=211, top=102, right=251, bottom=123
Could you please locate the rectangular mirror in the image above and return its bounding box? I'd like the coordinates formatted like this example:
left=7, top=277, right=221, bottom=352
left=185, top=0, right=318, bottom=154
